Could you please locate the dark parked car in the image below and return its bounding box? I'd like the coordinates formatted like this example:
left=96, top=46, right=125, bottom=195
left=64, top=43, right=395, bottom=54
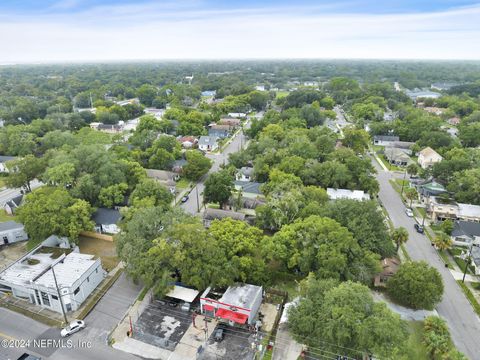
left=181, top=195, right=189, bottom=203
left=214, top=327, right=224, bottom=342
left=414, top=223, right=424, bottom=233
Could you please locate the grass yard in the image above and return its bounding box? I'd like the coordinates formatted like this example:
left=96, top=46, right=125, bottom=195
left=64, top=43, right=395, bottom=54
left=270, top=271, right=302, bottom=300
left=0, top=178, right=5, bottom=188
left=0, top=209, right=16, bottom=222
left=275, top=90, right=289, bottom=99
left=176, top=178, right=190, bottom=190
left=78, top=236, right=119, bottom=272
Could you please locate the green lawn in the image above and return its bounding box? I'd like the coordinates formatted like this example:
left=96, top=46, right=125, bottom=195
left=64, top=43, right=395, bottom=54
left=0, top=178, right=5, bottom=188
left=0, top=209, right=16, bottom=222
left=176, top=178, right=190, bottom=190
left=275, top=91, right=289, bottom=99
left=270, top=271, right=302, bottom=300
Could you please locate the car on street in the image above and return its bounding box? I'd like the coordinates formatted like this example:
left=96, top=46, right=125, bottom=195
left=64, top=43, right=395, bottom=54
left=405, top=208, right=414, bottom=217
left=60, top=320, right=85, bottom=337
left=414, top=223, right=424, bottom=234
left=181, top=195, right=189, bottom=203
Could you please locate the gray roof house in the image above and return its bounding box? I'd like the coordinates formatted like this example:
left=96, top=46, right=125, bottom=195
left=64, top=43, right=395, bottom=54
left=198, top=136, right=219, bottom=152
left=203, top=208, right=246, bottom=227
left=3, top=194, right=23, bottom=215
left=234, top=181, right=263, bottom=198
left=384, top=147, right=412, bottom=166
left=0, top=221, right=28, bottom=245
left=92, top=208, right=122, bottom=234
left=451, top=221, right=480, bottom=247
left=146, top=169, right=179, bottom=194
left=373, top=135, right=399, bottom=146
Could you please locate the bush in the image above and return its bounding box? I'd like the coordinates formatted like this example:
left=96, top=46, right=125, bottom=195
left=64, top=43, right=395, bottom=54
left=387, top=261, right=444, bottom=310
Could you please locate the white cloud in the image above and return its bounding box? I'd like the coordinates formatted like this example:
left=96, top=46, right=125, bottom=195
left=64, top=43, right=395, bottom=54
left=0, top=2, right=479, bottom=62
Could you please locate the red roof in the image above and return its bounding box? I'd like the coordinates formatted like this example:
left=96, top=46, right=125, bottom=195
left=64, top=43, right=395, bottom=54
left=215, top=308, right=248, bottom=324
left=203, top=304, right=215, bottom=312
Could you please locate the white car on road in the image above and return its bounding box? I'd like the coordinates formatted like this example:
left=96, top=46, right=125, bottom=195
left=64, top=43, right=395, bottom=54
left=61, top=320, right=85, bottom=337
left=405, top=208, right=414, bottom=217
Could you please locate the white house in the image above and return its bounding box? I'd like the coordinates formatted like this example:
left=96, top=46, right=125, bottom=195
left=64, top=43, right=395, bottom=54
left=0, top=242, right=105, bottom=314
left=0, top=221, right=28, bottom=245
left=418, top=147, right=443, bottom=169
left=0, top=156, right=16, bottom=173
left=200, top=284, right=263, bottom=326
left=198, top=136, right=219, bottom=152
left=236, top=167, right=254, bottom=182
left=327, top=188, right=370, bottom=201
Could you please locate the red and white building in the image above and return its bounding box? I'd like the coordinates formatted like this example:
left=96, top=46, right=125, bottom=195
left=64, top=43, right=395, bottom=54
left=200, top=284, right=263, bottom=326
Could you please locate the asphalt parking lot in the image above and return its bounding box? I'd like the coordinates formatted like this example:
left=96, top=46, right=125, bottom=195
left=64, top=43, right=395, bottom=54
left=198, top=325, right=257, bottom=360
left=132, top=299, right=191, bottom=351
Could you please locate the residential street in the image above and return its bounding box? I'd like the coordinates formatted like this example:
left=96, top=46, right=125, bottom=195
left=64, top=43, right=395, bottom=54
left=0, top=272, right=142, bottom=360
left=180, top=112, right=260, bottom=215
left=373, top=159, right=480, bottom=359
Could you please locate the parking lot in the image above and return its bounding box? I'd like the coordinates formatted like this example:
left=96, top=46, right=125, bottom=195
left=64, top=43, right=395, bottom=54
left=198, top=325, right=257, bottom=360
left=132, top=299, right=192, bottom=351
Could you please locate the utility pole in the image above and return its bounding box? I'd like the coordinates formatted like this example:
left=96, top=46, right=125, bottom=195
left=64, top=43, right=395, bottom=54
left=51, top=263, right=68, bottom=326
left=400, top=169, right=407, bottom=196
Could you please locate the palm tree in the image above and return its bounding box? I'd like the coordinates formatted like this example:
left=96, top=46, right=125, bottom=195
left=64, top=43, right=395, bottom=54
left=433, top=232, right=453, bottom=251
left=391, top=227, right=409, bottom=251
left=405, top=187, right=418, bottom=208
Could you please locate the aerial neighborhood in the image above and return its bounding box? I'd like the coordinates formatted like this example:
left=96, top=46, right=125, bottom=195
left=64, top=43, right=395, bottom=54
left=1, top=60, right=480, bottom=360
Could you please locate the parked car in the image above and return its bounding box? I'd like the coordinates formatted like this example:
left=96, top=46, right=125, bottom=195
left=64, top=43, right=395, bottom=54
left=181, top=302, right=191, bottom=312
left=60, top=320, right=85, bottom=337
left=214, top=327, right=225, bottom=342
left=17, top=354, right=41, bottom=360
left=405, top=208, right=414, bottom=217
left=181, top=195, right=189, bottom=203
left=414, top=223, right=424, bottom=234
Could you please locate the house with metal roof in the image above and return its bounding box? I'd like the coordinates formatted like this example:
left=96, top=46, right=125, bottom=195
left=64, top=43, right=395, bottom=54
left=0, top=221, right=28, bottom=246
left=0, top=243, right=105, bottom=314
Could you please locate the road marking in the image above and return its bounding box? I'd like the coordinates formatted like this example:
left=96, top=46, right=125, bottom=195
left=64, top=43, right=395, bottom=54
left=0, top=330, right=17, bottom=341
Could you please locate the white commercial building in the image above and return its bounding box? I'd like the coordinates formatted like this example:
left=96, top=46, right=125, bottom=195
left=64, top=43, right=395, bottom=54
left=0, top=221, right=28, bottom=245
left=200, top=284, right=263, bottom=326
left=0, top=243, right=105, bottom=314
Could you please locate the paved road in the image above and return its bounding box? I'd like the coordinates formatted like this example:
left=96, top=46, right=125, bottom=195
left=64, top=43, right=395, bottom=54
left=374, top=162, right=480, bottom=359
left=180, top=112, right=261, bottom=215
left=0, top=272, right=142, bottom=360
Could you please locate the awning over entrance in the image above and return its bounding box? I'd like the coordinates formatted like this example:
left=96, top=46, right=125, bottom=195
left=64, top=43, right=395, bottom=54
left=203, top=304, right=215, bottom=312
left=215, top=308, right=248, bottom=324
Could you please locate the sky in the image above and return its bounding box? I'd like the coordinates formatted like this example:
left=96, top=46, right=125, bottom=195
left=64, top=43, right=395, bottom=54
left=0, top=0, right=480, bottom=63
